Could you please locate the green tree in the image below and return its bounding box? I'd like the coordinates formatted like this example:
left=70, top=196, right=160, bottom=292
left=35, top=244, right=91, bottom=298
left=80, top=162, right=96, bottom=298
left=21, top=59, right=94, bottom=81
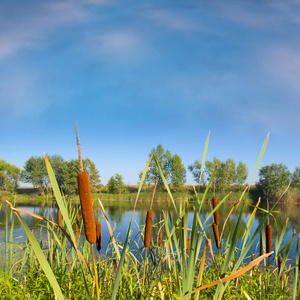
left=217, top=159, right=236, bottom=191
left=107, top=174, right=128, bottom=194
left=257, top=163, right=291, bottom=199
left=140, top=144, right=172, bottom=186
left=169, top=154, right=186, bottom=190
left=291, top=167, right=300, bottom=187
left=61, top=159, right=79, bottom=195
left=0, top=160, right=20, bottom=192
left=235, top=161, right=248, bottom=189
left=22, top=156, right=49, bottom=194
left=188, top=160, right=205, bottom=185
left=205, top=157, right=221, bottom=191
left=61, top=158, right=101, bottom=195
left=83, top=158, right=101, bottom=192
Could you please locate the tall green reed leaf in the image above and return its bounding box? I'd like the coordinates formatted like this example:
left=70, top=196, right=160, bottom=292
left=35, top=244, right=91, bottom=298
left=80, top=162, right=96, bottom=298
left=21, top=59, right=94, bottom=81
left=214, top=133, right=269, bottom=299
left=44, top=154, right=92, bottom=300
left=292, top=235, right=299, bottom=300
left=110, top=155, right=152, bottom=300
left=6, top=201, right=65, bottom=300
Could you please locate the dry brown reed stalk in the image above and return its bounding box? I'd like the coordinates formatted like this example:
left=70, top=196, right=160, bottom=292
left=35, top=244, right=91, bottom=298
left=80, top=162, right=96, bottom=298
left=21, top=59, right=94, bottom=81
left=260, top=231, right=264, bottom=256
left=76, top=214, right=80, bottom=245
left=212, top=223, right=221, bottom=249
left=212, top=197, right=219, bottom=225
left=278, top=255, right=284, bottom=281
left=266, top=224, right=272, bottom=254
left=158, top=226, right=162, bottom=247
left=58, top=209, right=62, bottom=228
left=144, top=209, right=153, bottom=248
left=96, top=222, right=102, bottom=252
left=186, top=237, right=191, bottom=254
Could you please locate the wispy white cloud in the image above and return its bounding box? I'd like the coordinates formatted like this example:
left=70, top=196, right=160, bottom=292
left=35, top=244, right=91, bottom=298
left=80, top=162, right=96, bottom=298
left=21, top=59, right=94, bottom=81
left=89, top=29, right=145, bottom=61
left=142, top=7, right=199, bottom=31
left=0, top=71, right=50, bottom=119
left=261, top=44, right=300, bottom=97
left=0, top=0, right=108, bottom=61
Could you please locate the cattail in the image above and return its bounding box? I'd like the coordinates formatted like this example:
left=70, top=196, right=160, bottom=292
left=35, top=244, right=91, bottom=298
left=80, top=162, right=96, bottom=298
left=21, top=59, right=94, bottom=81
left=158, top=226, right=162, bottom=247
left=212, top=223, right=221, bottom=249
left=278, top=255, right=284, bottom=281
left=58, top=209, right=62, bottom=228
left=212, top=197, right=219, bottom=225
left=76, top=214, right=80, bottom=245
left=260, top=231, right=264, bottom=256
left=113, top=259, right=118, bottom=273
left=78, top=171, right=96, bottom=244
left=266, top=224, right=272, bottom=253
left=144, top=210, right=153, bottom=248
left=96, top=222, right=102, bottom=252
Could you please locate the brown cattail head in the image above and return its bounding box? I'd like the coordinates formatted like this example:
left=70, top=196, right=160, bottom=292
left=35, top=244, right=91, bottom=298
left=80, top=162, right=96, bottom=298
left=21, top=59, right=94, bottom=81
left=144, top=209, right=153, bottom=248
left=212, top=223, right=221, bottom=249
left=278, top=255, right=284, bottom=281
left=113, top=259, right=118, bottom=273
left=158, top=226, right=162, bottom=247
left=58, top=209, right=62, bottom=228
left=266, top=224, right=272, bottom=254
left=260, top=231, right=264, bottom=256
left=212, top=197, right=219, bottom=225
left=96, top=222, right=102, bottom=252
left=78, top=171, right=96, bottom=244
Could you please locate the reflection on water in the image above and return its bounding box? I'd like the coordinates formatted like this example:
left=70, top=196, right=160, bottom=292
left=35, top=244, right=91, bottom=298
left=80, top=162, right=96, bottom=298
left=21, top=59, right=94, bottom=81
left=0, top=200, right=299, bottom=258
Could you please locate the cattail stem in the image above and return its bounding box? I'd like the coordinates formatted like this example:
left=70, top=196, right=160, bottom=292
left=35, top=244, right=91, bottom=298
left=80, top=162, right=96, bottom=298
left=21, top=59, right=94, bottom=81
left=75, top=122, right=83, bottom=172
left=76, top=214, right=80, bottom=245
left=142, top=247, right=148, bottom=297
left=144, top=210, right=153, bottom=248
left=260, top=230, right=264, bottom=256
left=92, top=245, right=100, bottom=300
left=212, top=197, right=219, bottom=225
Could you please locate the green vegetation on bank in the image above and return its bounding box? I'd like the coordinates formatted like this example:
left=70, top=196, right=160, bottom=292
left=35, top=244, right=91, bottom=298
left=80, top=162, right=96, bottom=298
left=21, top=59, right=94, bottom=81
left=1, top=144, right=300, bottom=202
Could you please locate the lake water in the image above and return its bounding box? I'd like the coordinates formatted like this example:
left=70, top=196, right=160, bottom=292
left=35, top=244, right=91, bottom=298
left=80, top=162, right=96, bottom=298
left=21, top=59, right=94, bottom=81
left=0, top=199, right=299, bottom=259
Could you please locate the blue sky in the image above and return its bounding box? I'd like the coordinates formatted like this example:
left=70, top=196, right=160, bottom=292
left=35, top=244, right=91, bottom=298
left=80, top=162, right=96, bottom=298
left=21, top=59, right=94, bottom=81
left=1, top=0, right=300, bottom=185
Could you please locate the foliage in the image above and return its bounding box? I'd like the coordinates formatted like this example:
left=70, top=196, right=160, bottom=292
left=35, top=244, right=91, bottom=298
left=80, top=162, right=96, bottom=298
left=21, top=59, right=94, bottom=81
left=107, top=173, right=128, bottom=194
left=139, top=144, right=171, bottom=185
left=169, top=154, right=186, bottom=190
left=291, top=166, right=300, bottom=187
left=257, top=163, right=291, bottom=199
left=0, top=160, right=20, bottom=192
left=21, top=156, right=50, bottom=194
left=21, top=155, right=101, bottom=196
left=235, top=161, right=248, bottom=189
left=204, top=157, right=248, bottom=191
left=188, top=160, right=205, bottom=185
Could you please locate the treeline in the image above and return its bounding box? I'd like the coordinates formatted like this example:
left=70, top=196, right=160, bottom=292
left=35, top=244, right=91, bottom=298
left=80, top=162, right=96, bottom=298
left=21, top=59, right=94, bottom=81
left=1, top=145, right=300, bottom=201
left=0, top=155, right=101, bottom=196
